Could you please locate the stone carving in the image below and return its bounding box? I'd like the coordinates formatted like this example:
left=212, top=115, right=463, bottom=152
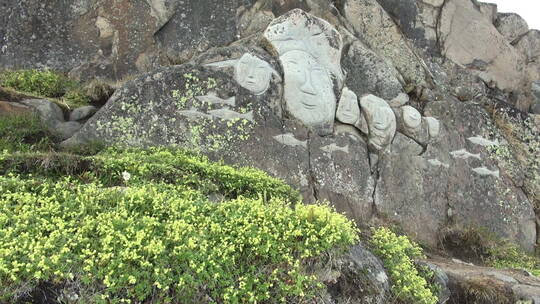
left=208, top=109, right=254, bottom=122
left=472, top=167, right=500, bottom=178
left=424, top=117, right=440, bottom=140
left=205, top=53, right=278, bottom=95
left=273, top=133, right=307, bottom=148
left=360, top=95, right=397, bottom=151
left=450, top=149, right=481, bottom=160
left=428, top=159, right=450, bottom=169
left=264, top=9, right=343, bottom=134
left=401, top=106, right=423, bottom=134
left=195, top=94, right=236, bottom=107
left=467, top=136, right=500, bottom=147
left=336, top=87, right=361, bottom=125
left=280, top=50, right=336, bottom=129
left=234, top=53, right=274, bottom=95
left=320, top=143, right=350, bottom=154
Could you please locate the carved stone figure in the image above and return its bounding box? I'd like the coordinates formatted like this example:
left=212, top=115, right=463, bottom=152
left=336, top=87, right=360, bottom=125
left=204, top=52, right=278, bottom=95
left=360, top=94, right=397, bottom=151
left=336, top=87, right=369, bottom=134
left=264, top=9, right=343, bottom=134
left=279, top=50, right=336, bottom=128
left=424, top=117, right=440, bottom=141
left=234, top=53, right=274, bottom=95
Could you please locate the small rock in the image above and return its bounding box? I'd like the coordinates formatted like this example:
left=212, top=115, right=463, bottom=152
left=417, top=261, right=451, bottom=304
left=54, top=121, right=82, bottom=140
left=69, top=105, right=98, bottom=121
left=389, top=93, right=410, bottom=108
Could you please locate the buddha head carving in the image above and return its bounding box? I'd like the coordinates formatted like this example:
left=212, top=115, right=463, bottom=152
left=281, top=50, right=335, bottom=127
left=264, top=9, right=343, bottom=133
left=360, top=94, right=397, bottom=151
left=401, top=106, right=422, bottom=132
left=234, top=53, right=273, bottom=95
left=336, top=87, right=360, bottom=125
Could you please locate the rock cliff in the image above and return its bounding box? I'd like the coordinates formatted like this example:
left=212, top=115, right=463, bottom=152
left=2, top=0, right=540, bottom=302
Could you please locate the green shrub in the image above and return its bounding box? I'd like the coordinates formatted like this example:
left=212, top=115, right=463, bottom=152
left=0, top=69, right=91, bottom=108
left=370, top=227, right=438, bottom=304
left=0, top=69, right=69, bottom=97
left=0, top=147, right=302, bottom=201
left=441, top=226, right=540, bottom=276
left=0, top=113, right=55, bottom=152
left=0, top=174, right=358, bottom=303
left=61, top=89, right=91, bottom=109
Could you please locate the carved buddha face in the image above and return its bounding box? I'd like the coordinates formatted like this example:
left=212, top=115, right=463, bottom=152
left=281, top=50, right=335, bottom=127
left=336, top=88, right=360, bottom=125
left=234, top=53, right=273, bottom=95
left=402, top=106, right=422, bottom=131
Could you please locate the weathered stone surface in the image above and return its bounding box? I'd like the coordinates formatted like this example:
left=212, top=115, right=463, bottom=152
left=54, top=121, right=83, bottom=140
left=429, top=257, right=540, bottom=304
left=375, top=97, right=536, bottom=250
left=495, top=13, right=529, bottom=44
left=341, top=0, right=428, bottom=87
left=63, top=9, right=537, bottom=253
left=342, top=41, right=404, bottom=101
left=324, top=243, right=390, bottom=304
left=0, top=0, right=251, bottom=81
left=69, top=105, right=98, bottom=121
left=515, top=30, right=540, bottom=64
left=438, top=0, right=525, bottom=93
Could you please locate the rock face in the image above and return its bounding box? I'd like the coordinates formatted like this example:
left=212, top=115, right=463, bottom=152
left=429, top=258, right=540, bottom=304
left=0, top=0, right=251, bottom=81
left=62, top=8, right=540, bottom=253
left=438, top=0, right=525, bottom=92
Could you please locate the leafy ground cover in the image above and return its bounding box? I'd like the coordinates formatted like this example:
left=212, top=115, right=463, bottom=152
left=0, top=69, right=91, bottom=109
left=0, top=113, right=359, bottom=303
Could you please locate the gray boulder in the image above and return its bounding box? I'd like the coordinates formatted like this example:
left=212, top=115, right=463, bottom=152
left=341, top=0, right=428, bottom=87
left=54, top=121, right=83, bottom=140
left=342, top=40, right=404, bottom=101
left=322, top=243, right=390, bottom=304
left=69, top=105, right=98, bottom=121
left=438, top=0, right=525, bottom=94
left=495, top=13, right=529, bottom=44
left=64, top=9, right=537, bottom=252
left=19, top=99, right=65, bottom=128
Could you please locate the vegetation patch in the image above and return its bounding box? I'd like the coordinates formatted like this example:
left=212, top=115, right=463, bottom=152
left=440, top=226, right=540, bottom=276
left=0, top=69, right=92, bottom=109
left=370, top=227, right=439, bottom=304
left=0, top=112, right=56, bottom=153
left=0, top=140, right=358, bottom=303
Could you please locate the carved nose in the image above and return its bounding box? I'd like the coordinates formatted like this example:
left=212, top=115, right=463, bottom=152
left=300, top=73, right=316, bottom=95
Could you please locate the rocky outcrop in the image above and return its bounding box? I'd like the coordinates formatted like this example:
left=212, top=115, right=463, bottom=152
left=62, top=8, right=539, bottom=253
left=0, top=0, right=252, bottom=81
left=429, top=258, right=540, bottom=304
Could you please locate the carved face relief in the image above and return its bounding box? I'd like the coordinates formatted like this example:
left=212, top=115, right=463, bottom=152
left=360, top=94, right=397, bottom=150
left=281, top=50, right=336, bottom=127
left=234, top=53, right=273, bottom=95
left=401, top=106, right=422, bottom=131
left=336, top=87, right=360, bottom=125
